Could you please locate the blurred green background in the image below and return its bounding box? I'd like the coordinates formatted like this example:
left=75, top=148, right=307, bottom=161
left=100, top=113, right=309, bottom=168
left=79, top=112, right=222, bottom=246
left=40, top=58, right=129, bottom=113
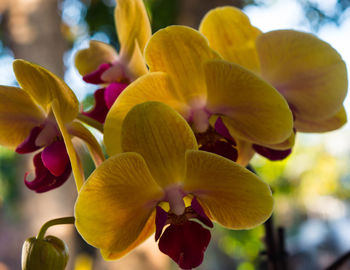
left=1, top=0, right=350, bottom=269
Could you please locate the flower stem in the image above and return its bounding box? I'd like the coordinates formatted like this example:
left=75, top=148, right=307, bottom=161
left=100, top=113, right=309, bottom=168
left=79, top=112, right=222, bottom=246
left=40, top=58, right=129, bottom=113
left=77, top=113, right=104, bottom=133
left=36, top=217, right=75, bottom=240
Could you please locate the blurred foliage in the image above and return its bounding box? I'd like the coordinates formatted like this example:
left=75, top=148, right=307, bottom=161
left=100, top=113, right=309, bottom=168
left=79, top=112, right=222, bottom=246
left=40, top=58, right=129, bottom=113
left=145, top=0, right=179, bottom=32
left=0, top=146, right=21, bottom=216
left=217, top=225, right=265, bottom=269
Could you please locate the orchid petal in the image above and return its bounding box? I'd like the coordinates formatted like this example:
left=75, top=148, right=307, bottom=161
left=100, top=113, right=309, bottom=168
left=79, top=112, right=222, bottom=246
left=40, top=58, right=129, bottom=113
left=24, top=152, right=71, bottom=193
left=0, top=86, right=45, bottom=149
left=13, top=59, right=79, bottom=123
left=52, top=99, right=84, bottom=191
left=121, top=102, right=197, bottom=188
left=260, top=131, right=296, bottom=151
left=158, top=221, right=211, bottom=269
left=235, top=138, right=255, bottom=167
left=184, top=150, right=273, bottom=229
left=104, top=82, right=128, bottom=109
left=253, top=145, right=292, bottom=161
left=257, top=30, right=348, bottom=121
left=75, top=152, right=163, bottom=256
left=75, top=41, right=117, bottom=76
left=16, top=126, right=43, bottom=154
left=116, top=0, right=151, bottom=61
left=199, top=6, right=261, bottom=73
left=210, top=116, right=255, bottom=166
left=83, top=63, right=111, bottom=84
left=145, top=25, right=220, bottom=102
left=82, top=88, right=109, bottom=124
left=295, top=106, right=347, bottom=132
left=67, top=121, right=105, bottom=167
left=125, top=41, right=149, bottom=80
left=41, top=140, right=70, bottom=176
left=104, top=72, right=189, bottom=156
left=205, top=60, right=293, bottom=145
left=101, top=210, right=156, bottom=260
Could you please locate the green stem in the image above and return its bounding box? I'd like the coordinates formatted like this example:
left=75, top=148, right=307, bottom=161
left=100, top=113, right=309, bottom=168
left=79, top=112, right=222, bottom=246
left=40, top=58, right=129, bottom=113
left=77, top=113, right=104, bottom=133
left=37, top=217, right=75, bottom=240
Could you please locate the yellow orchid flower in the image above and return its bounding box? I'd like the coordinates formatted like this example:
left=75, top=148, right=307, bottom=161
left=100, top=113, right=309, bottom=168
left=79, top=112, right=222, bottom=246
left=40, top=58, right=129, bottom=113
left=0, top=59, right=104, bottom=192
left=75, top=101, right=274, bottom=269
left=104, top=25, right=294, bottom=166
left=199, top=6, right=348, bottom=160
left=74, top=0, right=151, bottom=123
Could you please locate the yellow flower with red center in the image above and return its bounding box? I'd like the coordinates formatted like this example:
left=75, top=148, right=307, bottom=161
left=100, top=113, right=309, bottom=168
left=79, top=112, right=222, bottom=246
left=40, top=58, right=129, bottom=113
left=0, top=60, right=104, bottom=192
left=104, top=25, right=294, bottom=166
left=199, top=6, right=348, bottom=160
left=74, top=0, right=151, bottom=123
left=75, top=101, right=274, bottom=269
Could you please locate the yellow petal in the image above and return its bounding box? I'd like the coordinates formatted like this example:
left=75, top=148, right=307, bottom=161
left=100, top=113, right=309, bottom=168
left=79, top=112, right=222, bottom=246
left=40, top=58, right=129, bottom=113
left=67, top=121, right=105, bottom=167
left=235, top=139, right=255, bottom=167
left=75, top=152, right=164, bottom=255
left=295, top=106, right=347, bottom=132
left=121, top=102, right=197, bottom=188
left=104, top=72, right=189, bottom=156
left=101, top=210, right=156, bottom=260
left=184, top=150, right=273, bottom=229
left=145, top=25, right=220, bottom=101
left=125, top=41, right=148, bottom=80
left=13, top=59, right=79, bottom=123
left=116, top=0, right=151, bottom=61
left=52, top=100, right=84, bottom=191
left=257, top=30, right=348, bottom=121
left=199, top=6, right=261, bottom=73
left=0, top=86, right=45, bottom=149
left=205, top=59, right=293, bottom=145
left=75, top=40, right=118, bottom=76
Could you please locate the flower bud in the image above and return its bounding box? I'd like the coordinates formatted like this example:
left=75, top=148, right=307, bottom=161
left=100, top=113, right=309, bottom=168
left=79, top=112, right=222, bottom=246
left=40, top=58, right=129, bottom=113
left=21, top=235, right=69, bottom=270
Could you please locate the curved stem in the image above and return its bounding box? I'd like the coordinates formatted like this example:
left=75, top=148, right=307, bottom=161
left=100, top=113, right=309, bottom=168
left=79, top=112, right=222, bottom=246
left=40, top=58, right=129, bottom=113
left=37, top=217, right=75, bottom=240
left=77, top=113, right=104, bottom=133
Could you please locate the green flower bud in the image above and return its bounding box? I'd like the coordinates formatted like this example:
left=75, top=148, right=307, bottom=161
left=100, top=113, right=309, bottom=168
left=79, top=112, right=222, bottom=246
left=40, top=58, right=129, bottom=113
left=21, top=235, right=69, bottom=270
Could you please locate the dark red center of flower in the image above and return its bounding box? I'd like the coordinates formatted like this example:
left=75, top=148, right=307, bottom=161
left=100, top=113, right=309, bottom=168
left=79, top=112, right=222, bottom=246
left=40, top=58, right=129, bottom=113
left=82, top=63, right=129, bottom=123
left=15, top=125, right=71, bottom=193
left=252, top=129, right=296, bottom=161
left=155, top=197, right=213, bottom=269
left=252, top=144, right=292, bottom=161
left=196, top=117, right=238, bottom=162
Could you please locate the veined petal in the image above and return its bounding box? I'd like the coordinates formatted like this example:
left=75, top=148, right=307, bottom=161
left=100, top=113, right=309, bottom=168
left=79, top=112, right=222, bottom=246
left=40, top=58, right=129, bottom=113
left=205, top=60, right=293, bottom=145
left=116, top=0, right=151, bottom=61
left=257, top=30, right=348, bottom=121
left=199, top=6, right=261, bottom=73
left=0, top=86, right=45, bottom=149
left=121, top=102, right=198, bottom=188
left=184, top=150, right=273, bottom=229
left=67, top=121, right=105, bottom=167
left=295, top=106, right=347, bottom=132
left=101, top=210, right=156, bottom=260
left=52, top=100, right=84, bottom=191
left=145, top=25, right=220, bottom=102
left=255, top=131, right=296, bottom=152
left=13, top=59, right=79, bottom=123
left=235, top=138, right=255, bottom=167
left=75, top=152, right=164, bottom=255
left=104, top=72, right=189, bottom=156
left=125, top=41, right=148, bottom=80
left=75, top=41, right=118, bottom=76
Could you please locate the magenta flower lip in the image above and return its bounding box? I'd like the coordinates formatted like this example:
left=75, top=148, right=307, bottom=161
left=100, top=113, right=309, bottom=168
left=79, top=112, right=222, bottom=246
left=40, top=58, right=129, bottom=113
left=16, top=124, right=72, bottom=193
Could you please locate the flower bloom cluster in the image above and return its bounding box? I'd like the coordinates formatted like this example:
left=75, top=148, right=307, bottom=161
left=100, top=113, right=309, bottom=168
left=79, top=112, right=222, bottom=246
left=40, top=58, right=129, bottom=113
left=0, top=0, right=347, bottom=269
